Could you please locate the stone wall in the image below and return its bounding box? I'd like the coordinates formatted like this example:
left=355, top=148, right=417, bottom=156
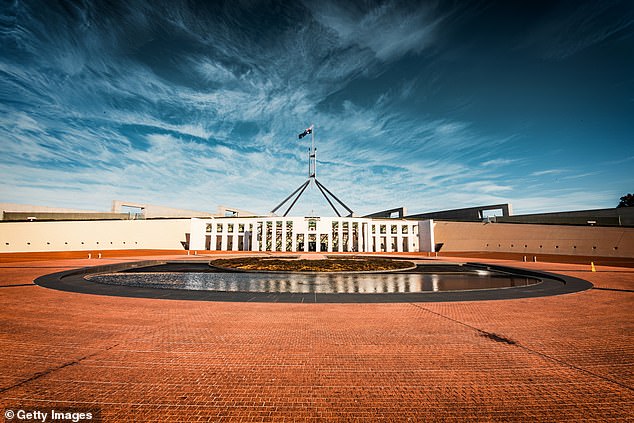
left=0, top=219, right=191, bottom=253
left=434, top=221, right=634, bottom=258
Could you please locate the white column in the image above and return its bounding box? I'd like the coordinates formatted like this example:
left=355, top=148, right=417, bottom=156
left=189, top=218, right=207, bottom=250
left=337, top=221, right=343, bottom=252
left=291, top=225, right=297, bottom=252
left=327, top=222, right=333, bottom=252
left=220, top=227, right=228, bottom=250
left=232, top=234, right=238, bottom=251
left=418, top=220, right=435, bottom=252
left=209, top=220, right=217, bottom=251
left=303, top=232, right=309, bottom=252
left=251, top=223, right=259, bottom=251
left=397, top=224, right=403, bottom=252
left=281, top=220, right=287, bottom=252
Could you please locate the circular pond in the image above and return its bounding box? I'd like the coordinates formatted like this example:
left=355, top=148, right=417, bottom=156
left=34, top=260, right=593, bottom=303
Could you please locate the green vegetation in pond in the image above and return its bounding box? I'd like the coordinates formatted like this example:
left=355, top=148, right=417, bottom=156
left=210, top=257, right=415, bottom=272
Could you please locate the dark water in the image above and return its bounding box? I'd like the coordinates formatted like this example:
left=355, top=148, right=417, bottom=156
left=86, top=271, right=540, bottom=294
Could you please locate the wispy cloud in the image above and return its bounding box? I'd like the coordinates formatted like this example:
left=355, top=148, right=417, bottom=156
left=310, top=0, right=443, bottom=61
left=602, top=155, right=634, bottom=166
left=481, top=159, right=517, bottom=167
left=510, top=191, right=617, bottom=214
left=562, top=171, right=601, bottom=180
left=530, top=169, right=565, bottom=177
left=520, top=2, right=634, bottom=59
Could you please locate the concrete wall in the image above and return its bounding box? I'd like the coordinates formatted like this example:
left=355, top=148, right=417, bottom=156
left=496, top=207, right=634, bottom=227
left=3, top=217, right=632, bottom=259
left=3, top=212, right=132, bottom=221
left=111, top=200, right=217, bottom=219
left=1, top=202, right=102, bottom=220
left=407, top=203, right=512, bottom=221
left=0, top=219, right=191, bottom=253
left=434, top=221, right=634, bottom=258
left=364, top=207, right=407, bottom=218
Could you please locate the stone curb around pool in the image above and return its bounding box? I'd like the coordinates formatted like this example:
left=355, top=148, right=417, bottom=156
left=33, top=260, right=594, bottom=303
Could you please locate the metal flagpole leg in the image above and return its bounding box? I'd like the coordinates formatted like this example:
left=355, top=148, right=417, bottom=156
left=315, top=179, right=341, bottom=217
left=283, top=180, right=310, bottom=217
left=271, top=180, right=310, bottom=214
left=315, top=179, right=354, bottom=216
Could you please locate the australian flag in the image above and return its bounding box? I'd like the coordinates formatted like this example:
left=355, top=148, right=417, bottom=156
left=298, top=125, right=313, bottom=139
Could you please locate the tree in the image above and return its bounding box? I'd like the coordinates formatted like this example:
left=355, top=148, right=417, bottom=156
left=617, top=193, right=634, bottom=208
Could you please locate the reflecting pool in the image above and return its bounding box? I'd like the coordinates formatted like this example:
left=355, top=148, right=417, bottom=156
left=87, top=271, right=540, bottom=294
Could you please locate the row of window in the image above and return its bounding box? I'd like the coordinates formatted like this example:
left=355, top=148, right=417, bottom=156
left=371, top=224, right=416, bottom=235
left=207, top=223, right=250, bottom=233
left=207, top=222, right=418, bottom=235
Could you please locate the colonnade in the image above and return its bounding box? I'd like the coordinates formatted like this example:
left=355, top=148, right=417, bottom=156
left=193, top=217, right=422, bottom=253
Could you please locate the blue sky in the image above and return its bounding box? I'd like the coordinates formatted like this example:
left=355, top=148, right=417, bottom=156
left=1, top=0, right=633, bottom=216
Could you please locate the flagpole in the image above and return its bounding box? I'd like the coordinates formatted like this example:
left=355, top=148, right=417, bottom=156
left=271, top=124, right=353, bottom=217
left=311, top=124, right=315, bottom=179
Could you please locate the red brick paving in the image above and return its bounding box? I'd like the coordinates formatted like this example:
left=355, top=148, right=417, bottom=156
left=0, top=253, right=633, bottom=421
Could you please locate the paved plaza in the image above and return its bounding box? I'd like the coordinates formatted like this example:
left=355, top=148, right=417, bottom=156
left=1, top=254, right=633, bottom=421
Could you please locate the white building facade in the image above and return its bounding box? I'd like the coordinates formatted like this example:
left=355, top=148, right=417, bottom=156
left=190, top=217, right=435, bottom=253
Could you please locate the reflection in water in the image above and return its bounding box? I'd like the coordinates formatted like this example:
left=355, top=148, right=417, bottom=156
left=87, top=271, right=540, bottom=294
